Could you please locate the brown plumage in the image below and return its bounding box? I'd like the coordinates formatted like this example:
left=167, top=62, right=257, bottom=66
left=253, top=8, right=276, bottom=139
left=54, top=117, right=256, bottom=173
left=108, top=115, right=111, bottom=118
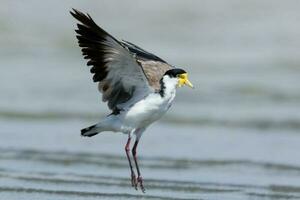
left=137, top=60, right=172, bottom=91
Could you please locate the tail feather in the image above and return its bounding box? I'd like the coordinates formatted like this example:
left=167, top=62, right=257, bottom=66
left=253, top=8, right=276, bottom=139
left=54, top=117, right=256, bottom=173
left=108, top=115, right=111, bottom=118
left=81, top=116, right=119, bottom=137
left=81, top=124, right=98, bottom=137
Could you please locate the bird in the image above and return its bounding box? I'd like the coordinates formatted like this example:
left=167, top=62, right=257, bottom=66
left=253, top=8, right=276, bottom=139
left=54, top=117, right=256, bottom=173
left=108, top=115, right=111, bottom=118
left=70, top=9, right=193, bottom=192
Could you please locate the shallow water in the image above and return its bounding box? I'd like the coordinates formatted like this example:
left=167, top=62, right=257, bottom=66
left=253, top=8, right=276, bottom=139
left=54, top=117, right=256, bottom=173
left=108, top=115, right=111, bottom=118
left=1, top=120, right=300, bottom=199
left=1, top=0, right=300, bottom=199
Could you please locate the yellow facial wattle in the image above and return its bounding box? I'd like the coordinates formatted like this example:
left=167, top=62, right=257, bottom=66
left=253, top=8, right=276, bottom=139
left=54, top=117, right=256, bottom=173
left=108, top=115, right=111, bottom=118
left=177, top=73, right=194, bottom=88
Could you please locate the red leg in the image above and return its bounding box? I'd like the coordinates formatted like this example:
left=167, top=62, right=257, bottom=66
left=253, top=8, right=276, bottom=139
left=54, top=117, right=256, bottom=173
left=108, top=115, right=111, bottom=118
left=125, top=136, right=137, bottom=188
left=132, top=140, right=145, bottom=193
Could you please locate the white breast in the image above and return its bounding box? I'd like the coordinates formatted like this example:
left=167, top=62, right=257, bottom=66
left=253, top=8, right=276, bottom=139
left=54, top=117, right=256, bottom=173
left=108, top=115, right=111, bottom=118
left=120, top=75, right=178, bottom=131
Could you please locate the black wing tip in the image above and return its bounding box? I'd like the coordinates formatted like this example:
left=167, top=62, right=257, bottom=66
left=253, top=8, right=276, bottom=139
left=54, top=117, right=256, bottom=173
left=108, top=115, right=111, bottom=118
left=70, top=8, right=94, bottom=25
left=70, top=8, right=124, bottom=84
left=70, top=8, right=82, bottom=19
left=70, top=8, right=111, bottom=38
left=70, top=8, right=85, bottom=18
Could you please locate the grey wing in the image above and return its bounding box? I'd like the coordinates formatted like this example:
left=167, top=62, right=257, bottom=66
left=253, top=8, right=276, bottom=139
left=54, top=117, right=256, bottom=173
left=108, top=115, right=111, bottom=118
left=71, top=9, right=153, bottom=111
left=121, top=40, right=173, bottom=91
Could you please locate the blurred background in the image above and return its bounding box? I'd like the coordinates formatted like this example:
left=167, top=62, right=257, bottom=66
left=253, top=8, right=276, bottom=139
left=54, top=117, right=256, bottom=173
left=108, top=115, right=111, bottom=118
left=1, top=0, right=300, bottom=199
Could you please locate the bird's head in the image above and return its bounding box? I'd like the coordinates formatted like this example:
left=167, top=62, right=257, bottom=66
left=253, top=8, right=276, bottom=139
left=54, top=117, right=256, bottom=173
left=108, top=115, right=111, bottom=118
left=164, top=68, right=194, bottom=89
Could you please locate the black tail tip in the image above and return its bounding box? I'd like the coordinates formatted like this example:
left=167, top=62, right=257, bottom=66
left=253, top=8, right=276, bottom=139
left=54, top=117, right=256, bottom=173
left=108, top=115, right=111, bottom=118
left=81, top=125, right=97, bottom=137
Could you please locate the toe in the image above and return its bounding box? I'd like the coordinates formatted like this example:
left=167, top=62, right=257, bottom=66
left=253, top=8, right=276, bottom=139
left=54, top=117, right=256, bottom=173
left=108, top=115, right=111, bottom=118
left=131, top=173, right=138, bottom=189
left=137, top=176, right=146, bottom=193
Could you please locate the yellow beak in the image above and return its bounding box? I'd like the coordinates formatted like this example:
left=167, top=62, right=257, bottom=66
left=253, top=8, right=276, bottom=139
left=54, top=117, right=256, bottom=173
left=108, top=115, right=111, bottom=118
left=178, top=73, right=194, bottom=88
left=184, top=78, right=194, bottom=88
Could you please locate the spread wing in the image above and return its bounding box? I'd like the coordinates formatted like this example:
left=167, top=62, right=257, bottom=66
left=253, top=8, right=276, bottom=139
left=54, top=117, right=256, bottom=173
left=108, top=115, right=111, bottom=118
left=71, top=9, right=173, bottom=111
left=71, top=9, right=153, bottom=111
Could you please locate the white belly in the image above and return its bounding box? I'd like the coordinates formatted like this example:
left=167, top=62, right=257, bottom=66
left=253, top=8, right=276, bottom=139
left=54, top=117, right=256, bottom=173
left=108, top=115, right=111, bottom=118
left=122, top=93, right=175, bottom=129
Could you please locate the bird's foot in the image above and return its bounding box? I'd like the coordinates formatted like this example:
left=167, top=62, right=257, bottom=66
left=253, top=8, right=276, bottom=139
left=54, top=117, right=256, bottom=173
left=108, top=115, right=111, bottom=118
left=137, top=176, right=145, bottom=193
left=131, top=173, right=137, bottom=188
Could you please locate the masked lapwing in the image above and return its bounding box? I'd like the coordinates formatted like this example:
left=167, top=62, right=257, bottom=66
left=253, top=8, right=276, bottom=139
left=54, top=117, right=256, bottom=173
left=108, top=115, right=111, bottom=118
left=70, top=9, right=193, bottom=192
